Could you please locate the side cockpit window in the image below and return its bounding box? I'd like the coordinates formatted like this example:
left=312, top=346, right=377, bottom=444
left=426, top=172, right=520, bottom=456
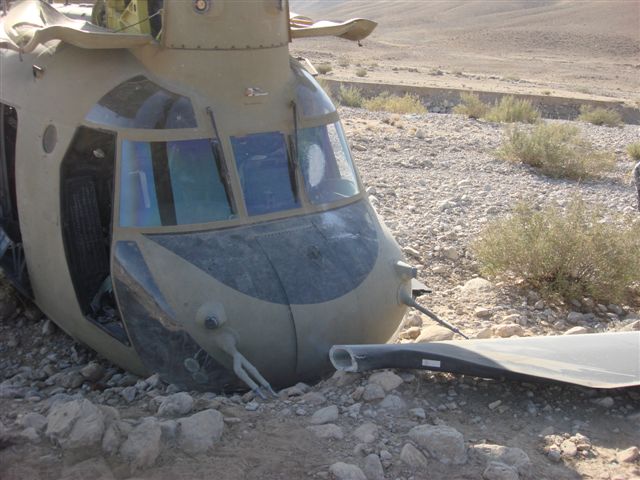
left=297, top=122, right=359, bottom=205
left=119, top=139, right=233, bottom=227
left=86, top=76, right=197, bottom=130
left=231, top=132, right=299, bottom=216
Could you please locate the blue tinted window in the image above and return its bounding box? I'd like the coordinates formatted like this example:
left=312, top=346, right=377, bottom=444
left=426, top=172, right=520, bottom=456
left=297, top=122, right=359, bottom=205
left=87, top=76, right=197, bottom=129
left=120, top=139, right=232, bottom=227
left=232, top=132, right=299, bottom=216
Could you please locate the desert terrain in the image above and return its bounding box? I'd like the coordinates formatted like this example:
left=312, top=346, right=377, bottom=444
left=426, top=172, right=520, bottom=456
left=1, top=1, right=640, bottom=480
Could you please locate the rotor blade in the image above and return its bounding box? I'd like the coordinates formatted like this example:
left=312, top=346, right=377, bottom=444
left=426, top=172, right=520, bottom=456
left=330, top=332, right=640, bottom=389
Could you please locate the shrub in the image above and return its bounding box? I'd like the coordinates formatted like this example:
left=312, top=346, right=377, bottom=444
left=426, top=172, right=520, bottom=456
left=337, top=56, right=350, bottom=67
left=485, top=96, right=540, bottom=124
left=498, top=123, right=615, bottom=180
left=472, top=199, right=640, bottom=304
left=316, top=63, right=332, bottom=74
left=577, top=105, right=622, bottom=127
left=362, top=92, right=427, bottom=115
left=453, top=92, right=488, bottom=119
left=337, top=85, right=363, bottom=108
left=355, top=68, right=367, bottom=77
left=627, top=142, right=640, bottom=160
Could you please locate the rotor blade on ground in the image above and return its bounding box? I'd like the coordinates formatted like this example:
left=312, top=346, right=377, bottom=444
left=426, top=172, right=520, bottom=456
left=330, top=332, right=640, bottom=389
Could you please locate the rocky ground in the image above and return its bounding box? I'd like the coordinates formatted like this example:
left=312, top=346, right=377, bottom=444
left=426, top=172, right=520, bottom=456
left=1, top=110, right=639, bottom=480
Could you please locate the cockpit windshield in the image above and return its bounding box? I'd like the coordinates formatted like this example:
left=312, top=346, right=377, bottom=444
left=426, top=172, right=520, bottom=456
left=119, top=138, right=233, bottom=227
left=297, top=122, right=359, bottom=205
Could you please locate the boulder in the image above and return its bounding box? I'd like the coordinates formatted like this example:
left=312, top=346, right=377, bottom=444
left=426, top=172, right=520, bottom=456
left=368, top=371, right=403, bottom=392
left=157, top=392, right=194, bottom=417
left=177, top=409, right=224, bottom=454
left=472, top=443, right=531, bottom=475
left=329, top=462, right=366, bottom=480
left=310, top=405, right=339, bottom=425
left=400, top=443, right=429, bottom=468
left=416, top=325, right=455, bottom=343
left=363, top=454, right=385, bottom=480
left=408, top=424, right=467, bottom=465
left=119, top=418, right=162, bottom=470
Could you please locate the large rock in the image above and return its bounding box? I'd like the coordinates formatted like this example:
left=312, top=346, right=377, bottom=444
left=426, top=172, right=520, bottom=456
left=46, top=399, right=105, bottom=450
left=409, top=424, right=467, bottom=465
left=362, top=383, right=385, bottom=402
left=329, top=462, right=366, bottom=480
left=17, top=412, right=47, bottom=432
left=400, top=443, right=429, bottom=468
left=177, top=409, right=224, bottom=454
left=307, top=424, right=344, bottom=440
left=119, top=418, right=162, bottom=470
left=462, top=278, right=494, bottom=296
left=493, top=323, right=525, bottom=338
left=472, top=444, right=531, bottom=475
left=353, top=423, right=378, bottom=444
left=368, top=371, right=403, bottom=392
left=483, top=461, right=519, bottom=480
left=157, top=392, right=194, bottom=417
left=363, top=454, right=385, bottom=480
left=310, top=405, right=339, bottom=425
left=379, top=394, right=407, bottom=410
left=416, top=325, right=455, bottom=343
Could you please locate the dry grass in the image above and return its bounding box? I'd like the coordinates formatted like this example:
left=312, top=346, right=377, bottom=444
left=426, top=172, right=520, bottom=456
left=316, top=63, right=333, bottom=75
left=362, top=92, right=427, bottom=115
left=577, top=105, right=622, bottom=127
left=498, top=123, right=615, bottom=180
left=485, top=96, right=541, bottom=123
left=627, top=142, right=640, bottom=161
left=453, top=92, right=489, bottom=119
left=472, top=199, right=640, bottom=304
left=355, top=68, right=368, bottom=78
left=337, top=85, right=363, bottom=108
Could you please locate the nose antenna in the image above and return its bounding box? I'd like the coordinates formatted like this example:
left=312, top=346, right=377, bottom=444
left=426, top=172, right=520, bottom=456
left=399, top=289, right=469, bottom=340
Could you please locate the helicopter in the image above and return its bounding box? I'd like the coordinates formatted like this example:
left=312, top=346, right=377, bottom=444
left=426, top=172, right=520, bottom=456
left=0, top=0, right=432, bottom=397
left=2, top=1, right=637, bottom=398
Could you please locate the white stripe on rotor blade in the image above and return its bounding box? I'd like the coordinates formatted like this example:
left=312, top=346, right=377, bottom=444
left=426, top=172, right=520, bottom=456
left=422, top=359, right=441, bottom=368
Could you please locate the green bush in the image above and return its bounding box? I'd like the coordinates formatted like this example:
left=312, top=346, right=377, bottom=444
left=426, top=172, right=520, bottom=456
left=485, top=96, right=540, bottom=123
left=627, top=142, right=640, bottom=160
left=316, top=63, right=332, bottom=74
left=577, top=105, right=622, bottom=127
left=362, top=92, right=427, bottom=115
left=355, top=68, right=368, bottom=78
left=453, top=92, right=489, bottom=119
left=472, top=199, right=640, bottom=304
left=498, top=123, right=615, bottom=180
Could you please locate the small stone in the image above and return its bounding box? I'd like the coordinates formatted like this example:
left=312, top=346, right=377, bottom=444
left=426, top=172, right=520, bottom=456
left=475, top=328, right=493, bottom=339
left=564, top=326, right=589, bottom=335
left=46, top=399, right=105, bottom=450
left=547, top=446, right=562, bottom=462
left=101, top=423, right=121, bottom=455
left=310, top=405, right=339, bottom=425
left=443, top=247, right=460, bottom=261
left=488, top=400, right=502, bottom=410
left=400, top=326, right=422, bottom=339
left=328, top=462, right=366, bottom=480
left=368, top=371, right=403, bottom=392
left=474, top=307, right=492, bottom=319
left=80, top=363, right=105, bottom=382
left=17, top=413, right=47, bottom=432
left=408, top=424, right=467, bottom=465
left=592, top=397, right=614, bottom=408
left=119, top=419, right=162, bottom=470
left=400, top=443, right=429, bottom=468
left=362, top=383, right=385, bottom=402
left=560, top=439, right=577, bottom=458
left=493, top=324, right=524, bottom=338
left=42, top=319, right=56, bottom=336
left=409, top=407, right=426, bottom=420
left=461, top=278, right=494, bottom=295
left=245, top=401, right=259, bottom=412
left=566, top=312, right=584, bottom=324
left=176, top=409, right=224, bottom=454
left=379, top=394, right=406, bottom=410
left=58, top=457, right=114, bottom=480
left=616, top=446, right=639, bottom=463
left=363, top=454, right=385, bottom=480
left=472, top=443, right=531, bottom=474
left=120, top=386, right=137, bottom=403
left=416, top=325, right=455, bottom=343
left=533, top=300, right=545, bottom=310
left=483, top=461, right=519, bottom=480
left=353, top=423, right=378, bottom=444
left=307, top=424, right=344, bottom=440
left=157, top=392, right=194, bottom=417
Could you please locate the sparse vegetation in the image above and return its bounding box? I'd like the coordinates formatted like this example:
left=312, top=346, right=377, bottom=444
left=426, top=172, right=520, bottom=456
left=627, top=142, right=640, bottom=160
left=542, top=90, right=552, bottom=96
left=337, top=56, right=351, bottom=67
left=355, top=68, right=368, bottom=78
left=485, top=96, right=541, bottom=123
left=337, top=85, right=363, bottom=108
left=453, top=92, right=489, bottom=119
left=577, top=105, right=622, bottom=127
left=316, top=63, right=332, bottom=74
left=498, top=123, right=615, bottom=180
left=362, top=92, right=427, bottom=114
left=472, top=198, right=640, bottom=304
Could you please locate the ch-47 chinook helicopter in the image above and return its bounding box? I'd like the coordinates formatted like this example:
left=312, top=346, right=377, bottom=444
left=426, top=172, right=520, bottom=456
left=1, top=0, right=638, bottom=397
